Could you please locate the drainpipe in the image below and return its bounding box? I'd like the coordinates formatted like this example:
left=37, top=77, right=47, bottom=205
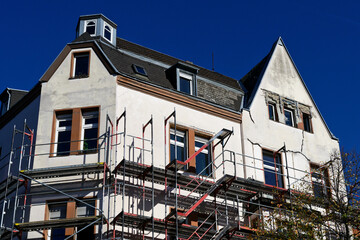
left=6, top=89, right=11, bottom=111
left=240, top=117, right=247, bottom=179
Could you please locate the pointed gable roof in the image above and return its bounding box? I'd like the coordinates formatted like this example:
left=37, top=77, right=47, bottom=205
left=240, top=37, right=338, bottom=140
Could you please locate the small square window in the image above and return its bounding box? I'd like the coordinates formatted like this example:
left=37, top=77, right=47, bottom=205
left=284, top=108, right=295, bottom=127
left=72, top=52, right=90, bottom=78
left=132, top=64, right=147, bottom=76
left=303, top=113, right=312, bottom=132
left=178, top=71, right=193, bottom=95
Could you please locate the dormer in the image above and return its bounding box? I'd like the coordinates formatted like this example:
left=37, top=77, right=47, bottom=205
left=76, top=14, right=117, bottom=46
left=166, top=62, right=199, bottom=96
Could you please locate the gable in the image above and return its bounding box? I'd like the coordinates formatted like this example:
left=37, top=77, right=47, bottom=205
left=247, top=38, right=337, bottom=140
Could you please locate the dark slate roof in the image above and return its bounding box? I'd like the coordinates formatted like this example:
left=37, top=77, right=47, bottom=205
left=71, top=33, right=244, bottom=112
left=240, top=55, right=270, bottom=108
left=0, top=88, right=29, bottom=110
left=115, top=38, right=242, bottom=90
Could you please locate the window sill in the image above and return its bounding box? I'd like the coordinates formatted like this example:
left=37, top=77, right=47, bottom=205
left=69, top=75, right=89, bottom=80
left=49, top=150, right=98, bottom=158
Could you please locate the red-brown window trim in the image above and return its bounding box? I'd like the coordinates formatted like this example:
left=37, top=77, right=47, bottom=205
left=50, top=106, right=100, bottom=157
left=169, top=124, right=213, bottom=177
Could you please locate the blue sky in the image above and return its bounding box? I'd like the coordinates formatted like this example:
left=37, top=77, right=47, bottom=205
left=0, top=1, right=359, bottom=151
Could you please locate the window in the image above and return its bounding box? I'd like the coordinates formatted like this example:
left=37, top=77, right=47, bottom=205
left=195, top=137, right=211, bottom=176
left=311, top=164, right=330, bottom=199
left=262, top=149, right=284, bottom=188
left=284, top=108, right=295, bottom=127
left=55, top=113, right=72, bottom=156
left=81, top=110, right=99, bottom=153
left=268, top=103, right=278, bottom=121
left=85, top=21, right=96, bottom=35
left=178, top=71, right=193, bottom=95
left=132, top=64, right=147, bottom=76
left=52, top=107, right=99, bottom=156
left=72, top=52, right=90, bottom=78
left=104, top=24, right=112, bottom=41
left=47, top=199, right=96, bottom=240
left=170, top=129, right=187, bottom=162
left=48, top=203, right=67, bottom=240
left=170, top=127, right=213, bottom=177
left=303, top=112, right=312, bottom=132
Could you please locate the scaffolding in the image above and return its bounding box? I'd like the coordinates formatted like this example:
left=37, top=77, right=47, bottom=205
left=1, top=110, right=331, bottom=240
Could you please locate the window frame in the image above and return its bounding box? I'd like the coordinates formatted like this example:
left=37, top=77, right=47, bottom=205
left=284, top=108, right=295, bottom=127
left=70, top=51, right=91, bottom=79
left=170, top=128, right=188, bottom=163
left=169, top=125, right=213, bottom=177
left=45, top=198, right=96, bottom=239
left=103, top=23, right=112, bottom=42
left=302, top=112, right=312, bottom=133
left=84, top=20, right=96, bottom=36
left=268, top=102, right=278, bottom=122
left=194, top=136, right=212, bottom=177
left=81, top=110, right=99, bottom=153
left=310, top=163, right=330, bottom=199
left=132, top=64, right=147, bottom=76
left=51, top=107, right=100, bottom=157
left=177, top=70, right=194, bottom=95
left=54, top=113, right=72, bottom=156
left=262, top=149, right=285, bottom=189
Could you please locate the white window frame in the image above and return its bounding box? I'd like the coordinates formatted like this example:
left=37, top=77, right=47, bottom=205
left=55, top=114, right=72, bottom=156
left=84, top=20, right=96, bottom=36
left=81, top=111, right=99, bottom=151
left=72, top=52, right=90, bottom=78
left=170, top=129, right=187, bottom=161
left=194, top=136, right=212, bottom=176
left=268, top=103, right=276, bottom=121
left=177, top=70, right=194, bottom=95
left=103, top=23, right=112, bottom=42
left=284, top=108, right=294, bottom=127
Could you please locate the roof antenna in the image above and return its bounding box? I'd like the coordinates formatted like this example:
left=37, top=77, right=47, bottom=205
left=212, top=52, right=215, bottom=71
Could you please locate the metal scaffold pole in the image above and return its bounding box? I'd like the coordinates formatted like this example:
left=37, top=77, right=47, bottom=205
left=164, top=109, right=176, bottom=239
left=0, top=125, right=16, bottom=230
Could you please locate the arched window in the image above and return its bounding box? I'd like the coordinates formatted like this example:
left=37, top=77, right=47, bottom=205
left=85, top=21, right=95, bottom=35
left=104, top=25, right=111, bottom=41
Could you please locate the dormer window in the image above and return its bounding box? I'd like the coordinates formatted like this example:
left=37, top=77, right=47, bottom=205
left=104, top=24, right=112, bottom=41
left=178, top=71, right=193, bottom=95
left=85, top=21, right=96, bottom=35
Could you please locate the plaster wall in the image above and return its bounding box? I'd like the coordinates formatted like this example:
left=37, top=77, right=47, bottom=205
left=27, top=48, right=116, bottom=239
left=113, top=83, right=243, bottom=224
left=34, top=47, right=117, bottom=169
left=242, top=43, right=340, bottom=189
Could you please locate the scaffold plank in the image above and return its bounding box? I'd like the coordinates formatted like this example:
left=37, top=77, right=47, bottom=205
left=20, top=162, right=107, bottom=179
left=14, top=215, right=104, bottom=231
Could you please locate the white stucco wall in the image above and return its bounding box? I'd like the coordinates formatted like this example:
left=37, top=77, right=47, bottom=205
left=28, top=48, right=117, bottom=239
left=242, top=42, right=340, bottom=190
left=34, top=48, right=117, bottom=169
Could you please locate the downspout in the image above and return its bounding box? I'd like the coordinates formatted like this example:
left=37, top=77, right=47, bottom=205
left=6, top=89, right=11, bottom=111
left=240, top=118, right=247, bottom=179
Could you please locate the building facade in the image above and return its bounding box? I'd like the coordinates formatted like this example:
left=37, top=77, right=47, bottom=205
left=0, top=14, right=340, bottom=239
